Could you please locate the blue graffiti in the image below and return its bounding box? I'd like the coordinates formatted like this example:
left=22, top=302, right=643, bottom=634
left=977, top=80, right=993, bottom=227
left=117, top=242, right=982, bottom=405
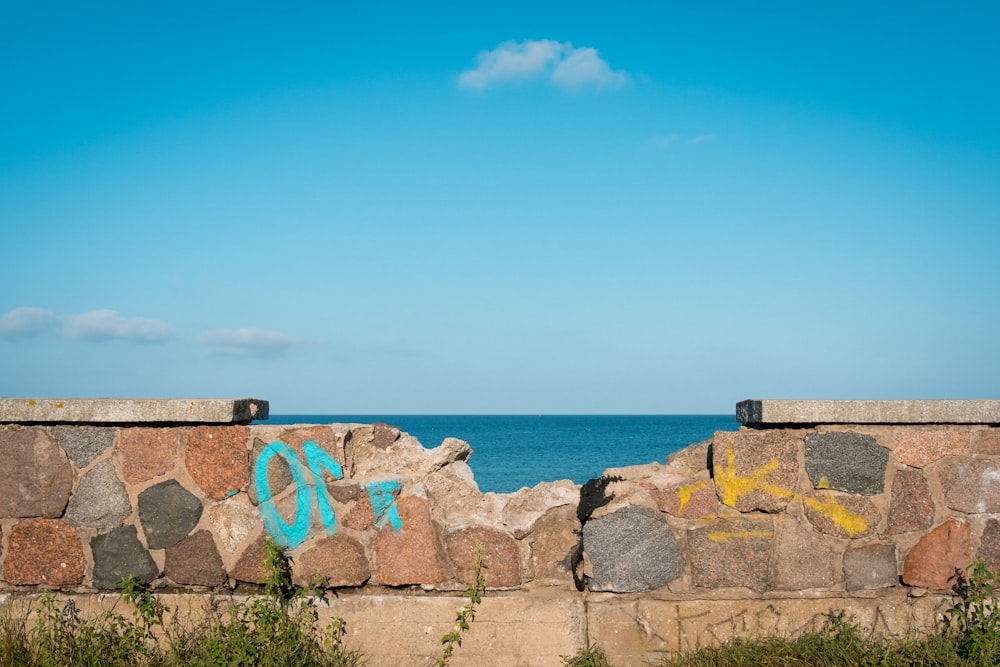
left=366, top=480, right=403, bottom=530
left=254, top=440, right=402, bottom=548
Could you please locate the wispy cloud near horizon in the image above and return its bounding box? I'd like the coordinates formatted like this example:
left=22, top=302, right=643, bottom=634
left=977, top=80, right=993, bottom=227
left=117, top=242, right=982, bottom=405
left=459, top=39, right=627, bottom=91
left=0, top=307, right=59, bottom=338
left=63, top=309, right=176, bottom=343
left=199, top=327, right=300, bottom=357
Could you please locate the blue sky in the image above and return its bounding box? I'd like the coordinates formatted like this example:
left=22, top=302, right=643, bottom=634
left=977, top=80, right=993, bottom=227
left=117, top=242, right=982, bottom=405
left=2, top=1, right=998, bottom=414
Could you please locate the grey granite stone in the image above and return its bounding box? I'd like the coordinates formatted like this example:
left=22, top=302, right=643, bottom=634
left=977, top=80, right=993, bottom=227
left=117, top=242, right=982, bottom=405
left=138, top=480, right=203, bottom=549
left=738, top=399, right=1000, bottom=425
left=582, top=506, right=683, bottom=593
left=64, top=459, right=131, bottom=530
left=91, top=525, right=160, bottom=588
left=0, top=398, right=268, bottom=423
left=844, top=543, right=898, bottom=591
left=50, top=426, right=115, bottom=467
left=804, top=432, right=888, bottom=495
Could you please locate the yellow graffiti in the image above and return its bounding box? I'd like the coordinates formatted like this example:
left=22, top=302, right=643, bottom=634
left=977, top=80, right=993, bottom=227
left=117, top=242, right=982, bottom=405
left=708, top=530, right=774, bottom=543
left=816, top=476, right=830, bottom=489
left=713, top=447, right=867, bottom=537
left=677, top=479, right=709, bottom=512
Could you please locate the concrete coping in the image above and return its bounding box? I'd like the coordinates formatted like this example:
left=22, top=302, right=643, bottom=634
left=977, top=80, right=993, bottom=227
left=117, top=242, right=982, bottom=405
left=737, top=399, right=1000, bottom=425
left=0, top=398, right=269, bottom=424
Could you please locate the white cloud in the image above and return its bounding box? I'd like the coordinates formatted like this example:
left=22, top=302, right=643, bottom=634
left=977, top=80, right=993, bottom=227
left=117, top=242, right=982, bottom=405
left=459, top=39, right=627, bottom=91
left=690, top=134, right=716, bottom=144
left=63, top=309, right=175, bottom=343
left=0, top=307, right=58, bottom=338
left=199, top=328, right=299, bottom=357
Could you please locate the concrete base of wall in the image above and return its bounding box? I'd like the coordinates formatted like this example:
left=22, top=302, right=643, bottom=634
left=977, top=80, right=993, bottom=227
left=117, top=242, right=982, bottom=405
left=0, top=588, right=952, bottom=666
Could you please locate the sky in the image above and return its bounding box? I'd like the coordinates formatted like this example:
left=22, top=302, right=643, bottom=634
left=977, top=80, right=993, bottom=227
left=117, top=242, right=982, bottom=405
left=1, top=1, right=998, bottom=414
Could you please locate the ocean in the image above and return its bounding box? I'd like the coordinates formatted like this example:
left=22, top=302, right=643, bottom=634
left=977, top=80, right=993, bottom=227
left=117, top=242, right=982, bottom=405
left=266, top=415, right=739, bottom=493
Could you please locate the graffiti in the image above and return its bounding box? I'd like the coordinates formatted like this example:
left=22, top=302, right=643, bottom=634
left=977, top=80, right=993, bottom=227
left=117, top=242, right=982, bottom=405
left=254, top=440, right=402, bottom=548
left=713, top=446, right=868, bottom=537
left=676, top=479, right=708, bottom=513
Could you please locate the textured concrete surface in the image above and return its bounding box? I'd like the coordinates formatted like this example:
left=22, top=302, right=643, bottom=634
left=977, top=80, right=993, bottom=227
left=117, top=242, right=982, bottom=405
left=0, top=398, right=268, bottom=423
left=738, top=399, right=1000, bottom=425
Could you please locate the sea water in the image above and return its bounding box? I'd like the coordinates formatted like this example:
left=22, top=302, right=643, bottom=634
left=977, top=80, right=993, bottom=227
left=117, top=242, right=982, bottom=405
left=266, top=415, right=738, bottom=493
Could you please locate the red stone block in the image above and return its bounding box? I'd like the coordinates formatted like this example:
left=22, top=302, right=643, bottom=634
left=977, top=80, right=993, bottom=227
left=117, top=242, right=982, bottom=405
left=185, top=425, right=250, bottom=500
left=445, top=526, right=521, bottom=588
left=5, top=519, right=85, bottom=586
left=894, top=429, right=968, bottom=469
left=651, top=478, right=718, bottom=519
left=294, top=536, right=370, bottom=588
left=884, top=469, right=935, bottom=535
left=118, top=427, right=180, bottom=484
left=374, top=496, right=445, bottom=586
left=902, top=519, right=971, bottom=590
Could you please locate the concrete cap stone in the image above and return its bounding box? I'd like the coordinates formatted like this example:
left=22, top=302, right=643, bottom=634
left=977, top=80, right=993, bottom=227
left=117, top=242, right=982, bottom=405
left=737, top=399, right=1000, bottom=425
left=0, top=398, right=268, bottom=424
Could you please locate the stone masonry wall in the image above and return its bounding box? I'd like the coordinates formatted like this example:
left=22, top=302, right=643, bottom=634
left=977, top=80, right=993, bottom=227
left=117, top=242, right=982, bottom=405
left=1, top=398, right=999, bottom=665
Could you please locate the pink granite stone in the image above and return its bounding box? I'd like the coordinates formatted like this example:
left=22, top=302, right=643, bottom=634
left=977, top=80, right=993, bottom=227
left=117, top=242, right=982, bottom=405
left=803, top=493, right=881, bottom=539
left=344, top=492, right=376, bottom=531
left=374, top=496, right=445, bottom=586
left=118, top=427, right=180, bottom=484
left=979, top=518, right=1000, bottom=572
left=712, top=429, right=801, bottom=512
left=884, top=468, right=935, bottom=535
left=894, top=429, right=969, bottom=469
left=688, top=516, right=775, bottom=592
left=902, top=519, right=971, bottom=590
left=4, top=519, right=85, bottom=586
left=651, top=478, right=718, bottom=519
left=972, top=428, right=1000, bottom=456
left=293, top=536, right=370, bottom=588
left=940, top=459, right=1000, bottom=514
left=186, top=425, right=250, bottom=500
left=445, top=526, right=521, bottom=588
left=0, top=426, right=73, bottom=518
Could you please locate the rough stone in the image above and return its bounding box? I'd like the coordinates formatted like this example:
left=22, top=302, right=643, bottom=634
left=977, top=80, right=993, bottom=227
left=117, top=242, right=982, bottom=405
left=524, top=504, right=581, bottom=584
left=804, top=432, right=888, bottom=494
left=844, top=543, right=898, bottom=591
left=894, top=429, right=969, bottom=468
left=0, top=425, right=74, bottom=517
left=231, top=534, right=269, bottom=584
left=884, top=469, right=935, bottom=534
left=327, top=480, right=361, bottom=503
left=51, top=426, right=115, bottom=467
left=940, top=459, right=1000, bottom=514
left=737, top=399, right=1000, bottom=425
left=293, top=536, right=370, bottom=588
left=902, top=519, right=972, bottom=590
left=343, top=491, right=376, bottom=531
left=91, top=525, right=160, bottom=588
left=665, top=439, right=714, bottom=473
left=688, top=516, right=774, bottom=592
left=771, top=515, right=841, bottom=590
left=164, top=530, right=226, bottom=587
left=117, top=427, right=179, bottom=484
left=374, top=495, right=445, bottom=586
left=206, top=495, right=260, bottom=553
left=186, top=425, right=250, bottom=500
left=445, top=526, right=521, bottom=588
left=247, top=437, right=293, bottom=505
left=651, top=476, right=718, bottom=519
left=64, top=458, right=131, bottom=530
left=972, top=428, right=1000, bottom=455
left=803, top=492, right=881, bottom=539
left=4, top=519, right=85, bottom=586
left=138, top=480, right=204, bottom=549
left=582, top=506, right=682, bottom=593
left=277, top=425, right=348, bottom=474
left=0, top=397, right=267, bottom=423
left=978, top=518, right=1000, bottom=572
left=712, top=429, right=801, bottom=512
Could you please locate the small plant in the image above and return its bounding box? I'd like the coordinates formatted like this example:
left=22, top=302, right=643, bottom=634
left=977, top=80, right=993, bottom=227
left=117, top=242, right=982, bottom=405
left=944, top=557, right=1000, bottom=664
left=435, top=541, right=487, bottom=667
left=562, top=643, right=614, bottom=667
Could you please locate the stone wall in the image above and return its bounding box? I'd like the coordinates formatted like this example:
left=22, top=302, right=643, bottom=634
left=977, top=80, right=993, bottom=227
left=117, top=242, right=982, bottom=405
left=1, top=398, right=999, bottom=666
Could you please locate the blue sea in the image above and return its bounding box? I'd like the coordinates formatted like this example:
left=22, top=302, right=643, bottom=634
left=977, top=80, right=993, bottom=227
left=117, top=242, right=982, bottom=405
left=266, top=415, right=739, bottom=493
